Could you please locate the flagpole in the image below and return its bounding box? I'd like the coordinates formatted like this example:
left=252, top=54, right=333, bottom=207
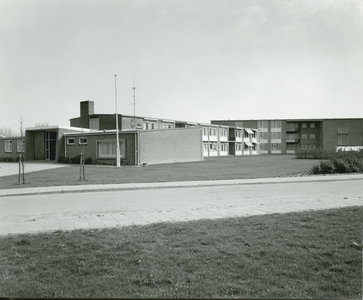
left=115, top=75, right=121, bottom=167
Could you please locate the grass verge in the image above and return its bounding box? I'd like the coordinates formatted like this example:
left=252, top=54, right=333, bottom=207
left=1, top=206, right=362, bottom=298
left=0, top=155, right=319, bottom=189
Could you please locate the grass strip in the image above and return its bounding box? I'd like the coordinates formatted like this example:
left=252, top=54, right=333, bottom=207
left=1, top=206, right=362, bottom=298
left=0, top=155, right=319, bottom=189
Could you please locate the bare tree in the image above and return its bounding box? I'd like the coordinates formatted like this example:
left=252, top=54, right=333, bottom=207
left=18, top=119, right=25, bottom=184
left=0, top=126, right=17, bottom=137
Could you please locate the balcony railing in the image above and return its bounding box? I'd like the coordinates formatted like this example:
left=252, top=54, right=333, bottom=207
left=286, top=138, right=300, bottom=143
left=286, top=127, right=299, bottom=132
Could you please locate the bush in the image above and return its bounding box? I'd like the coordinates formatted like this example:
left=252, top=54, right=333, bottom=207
left=57, top=156, right=69, bottom=164
left=318, top=161, right=335, bottom=174
left=311, top=165, right=321, bottom=174
left=295, top=149, right=335, bottom=159
left=332, top=158, right=350, bottom=173
left=121, top=158, right=131, bottom=166
left=69, top=155, right=81, bottom=164
left=84, top=157, right=92, bottom=165
left=310, top=153, right=363, bottom=174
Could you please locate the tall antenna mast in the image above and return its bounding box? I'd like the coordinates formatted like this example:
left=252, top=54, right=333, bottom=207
left=131, top=62, right=136, bottom=128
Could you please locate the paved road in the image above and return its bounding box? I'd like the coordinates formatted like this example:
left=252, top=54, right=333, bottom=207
left=1, top=178, right=362, bottom=235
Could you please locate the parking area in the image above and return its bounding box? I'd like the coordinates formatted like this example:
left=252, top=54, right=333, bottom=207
left=0, top=162, right=69, bottom=177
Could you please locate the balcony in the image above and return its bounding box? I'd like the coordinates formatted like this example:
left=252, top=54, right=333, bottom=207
left=286, top=138, right=300, bottom=144
left=286, top=124, right=299, bottom=132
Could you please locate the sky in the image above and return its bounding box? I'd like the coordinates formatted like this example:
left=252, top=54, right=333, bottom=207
left=1, top=0, right=362, bottom=134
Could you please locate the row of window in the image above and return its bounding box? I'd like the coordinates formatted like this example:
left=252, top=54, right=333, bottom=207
left=203, top=142, right=257, bottom=152
left=301, top=123, right=316, bottom=128
left=67, top=138, right=87, bottom=145
left=260, top=122, right=349, bottom=134
left=259, top=133, right=317, bottom=140
left=202, top=128, right=228, bottom=137
left=202, top=128, right=256, bottom=138
left=4, top=140, right=24, bottom=153
left=66, top=138, right=126, bottom=158
left=261, top=143, right=317, bottom=151
left=258, top=120, right=282, bottom=128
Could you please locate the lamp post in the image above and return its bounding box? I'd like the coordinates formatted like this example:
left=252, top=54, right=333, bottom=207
left=115, top=75, right=121, bottom=167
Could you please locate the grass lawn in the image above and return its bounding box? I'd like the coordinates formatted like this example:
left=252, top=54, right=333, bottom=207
left=0, top=155, right=319, bottom=189
left=1, top=206, right=362, bottom=298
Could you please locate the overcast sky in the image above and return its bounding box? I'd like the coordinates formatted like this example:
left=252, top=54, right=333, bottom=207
left=1, top=0, right=362, bottom=133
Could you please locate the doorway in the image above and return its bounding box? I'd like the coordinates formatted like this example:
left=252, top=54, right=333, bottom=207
left=45, top=131, right=57, bottom=160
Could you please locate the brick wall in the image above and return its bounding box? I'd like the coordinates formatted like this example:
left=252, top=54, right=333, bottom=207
left=0, top=137, right=23, bottom=160
left=323, top=119, right=363, bottom=151
left=65, top=132, right=136, bottom=165
left=299, top=121, right=322, bottom=150
left=138, top=127, right=203, bottom=165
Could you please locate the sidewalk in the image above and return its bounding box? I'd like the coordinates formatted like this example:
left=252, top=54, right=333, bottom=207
left=1, top=174, right=362, bottom=236
left=1, top=173, right=363, bottom=197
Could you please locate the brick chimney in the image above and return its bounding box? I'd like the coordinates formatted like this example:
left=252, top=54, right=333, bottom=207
left=80, top=101, right=94, bottom=128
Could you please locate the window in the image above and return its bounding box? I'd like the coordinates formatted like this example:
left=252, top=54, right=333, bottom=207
left=310, top=123, right=315, bottom=128
left=301, top=134, right=307, bottom=139
left=5, top=140, right=12, bottom=152
left=17, top=140, right=24, bottom=153
left=271, top=120, right=281, bottom=128
left=236, top=144, right=242, bottom=151
left=302, top=123, right=307, bottom=128
left=79, top=138, right=87, bottom=145
left=260, top=143, right=268, bottom=151
left=203, top=128, right=208, bottom=136
left=310, top=134, right=315, bottom=139
left=271, top=132, right=281, bottom=139
left=338, top=127, right=348, bottom=133
left=286, top=144, right=297, bottom=151
left=221, top=143, right=228, bottom=151
left=301, top=145, right=308, bottom=150
left=244, top=131, right=249, bottom=138
left=310, top=145, right=315, bottom=149
left=220, top=129, right=227, bottom=137
left=209, top=142, right=217, bottom=151
left=146, top=122, right=155, bottom=130
left=272, top=143, right=281, bottom=150
left=259, top=132, right=268, bottom=140
left=98, top=140, right=125, bottom=158
left=209, top=128, right=217, bottom=136
left=338, top=137, right=348, bottom=145
left=258, top=120, right=269, bottom=128
left=67, top=138, right=75, bottom=145
left=236, top=130, right=241, bottom=138
left=203, top=143, right=208, bottom=150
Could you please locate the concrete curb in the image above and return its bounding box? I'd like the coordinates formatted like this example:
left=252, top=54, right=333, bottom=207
left=1, top=174, right=363, bottom=198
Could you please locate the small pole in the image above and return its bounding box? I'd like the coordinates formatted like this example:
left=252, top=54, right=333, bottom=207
left=115, top=75, right=121, bottom=167
left=82, top=155, right=86, bottom=180
left=18, top=154, right=21, bottom=184
left=79, top=153, right=82, bottom=181
left=21, top=154, right=25, bottom=184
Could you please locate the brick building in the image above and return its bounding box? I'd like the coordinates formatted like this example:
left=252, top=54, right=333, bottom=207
left=0, top=100, right=260, bottom=165
left=211, top=118, right=363, bottom=154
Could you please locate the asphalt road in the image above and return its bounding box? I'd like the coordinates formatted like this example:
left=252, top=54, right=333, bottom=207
left=0, top=178, right=362, bottom=235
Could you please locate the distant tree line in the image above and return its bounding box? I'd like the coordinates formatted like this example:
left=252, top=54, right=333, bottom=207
left=0, top=126, right=17, bottom=137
